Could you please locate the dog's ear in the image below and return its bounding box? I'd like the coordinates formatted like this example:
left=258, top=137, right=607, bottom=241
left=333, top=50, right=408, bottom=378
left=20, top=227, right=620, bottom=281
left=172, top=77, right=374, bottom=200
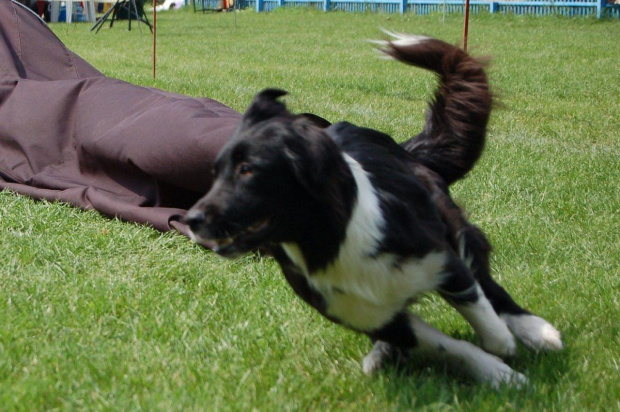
left=285, top=121, right=352, bottom=213
left=298, top=113, right=331, bottom=129
left=238, top=88, right=289, bottom=131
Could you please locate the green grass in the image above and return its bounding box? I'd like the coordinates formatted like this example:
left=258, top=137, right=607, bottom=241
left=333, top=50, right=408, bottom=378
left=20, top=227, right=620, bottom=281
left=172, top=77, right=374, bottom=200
left=1, top=8, right=619, bottom=411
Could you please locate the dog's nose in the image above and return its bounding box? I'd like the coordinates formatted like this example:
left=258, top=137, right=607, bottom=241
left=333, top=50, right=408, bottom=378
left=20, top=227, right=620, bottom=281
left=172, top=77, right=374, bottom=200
left=184, top=209, right=206, bottom=232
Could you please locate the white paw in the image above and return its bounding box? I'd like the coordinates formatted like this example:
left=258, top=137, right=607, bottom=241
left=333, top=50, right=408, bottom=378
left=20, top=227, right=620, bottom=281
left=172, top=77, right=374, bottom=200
left=362, top=353, right=382, bottom=375
left=480, top=331, right=518, bottom=358
left=502, top=314, right=564, bottom=351
left=485, top=361, right=528, bottom=390
left=467, top=349, right=528, bottom=389
left=362, top=341, right=392, bottom=375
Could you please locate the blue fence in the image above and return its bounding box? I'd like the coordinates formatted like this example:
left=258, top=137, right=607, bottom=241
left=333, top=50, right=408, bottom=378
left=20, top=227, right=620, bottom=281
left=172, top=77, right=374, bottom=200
left=233, top=0, right=619, bottom=18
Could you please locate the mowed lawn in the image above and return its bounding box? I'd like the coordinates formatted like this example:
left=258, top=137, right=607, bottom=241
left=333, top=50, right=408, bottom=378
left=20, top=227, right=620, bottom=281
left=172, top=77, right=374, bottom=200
left=1, top=8, right=619, bottom=411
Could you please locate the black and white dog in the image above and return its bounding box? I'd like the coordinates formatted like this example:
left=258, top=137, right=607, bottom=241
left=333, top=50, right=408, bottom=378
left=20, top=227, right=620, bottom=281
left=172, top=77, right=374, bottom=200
left=185, top=33, right=563, bottom=387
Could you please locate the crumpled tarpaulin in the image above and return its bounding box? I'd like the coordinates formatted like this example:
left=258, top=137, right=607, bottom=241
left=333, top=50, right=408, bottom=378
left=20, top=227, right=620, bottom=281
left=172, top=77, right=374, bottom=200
left=0, top=0, right=241, bottom=234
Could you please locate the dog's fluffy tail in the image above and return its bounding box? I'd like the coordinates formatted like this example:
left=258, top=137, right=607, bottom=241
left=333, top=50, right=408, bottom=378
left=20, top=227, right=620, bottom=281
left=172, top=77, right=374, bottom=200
left=378, top=33, right=492, bottom=185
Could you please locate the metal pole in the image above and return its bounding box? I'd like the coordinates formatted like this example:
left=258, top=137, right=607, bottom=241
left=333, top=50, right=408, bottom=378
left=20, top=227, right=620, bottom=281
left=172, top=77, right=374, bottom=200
left=153, top=3, right=157, bottom=78
left=463, top=0, right=470, bottom=51
left=443, top=0, right=446, bottom=24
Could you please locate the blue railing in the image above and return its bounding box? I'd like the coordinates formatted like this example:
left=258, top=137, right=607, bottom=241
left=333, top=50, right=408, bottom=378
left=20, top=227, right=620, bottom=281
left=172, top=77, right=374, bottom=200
left=245, top=0, right=619, bottom=18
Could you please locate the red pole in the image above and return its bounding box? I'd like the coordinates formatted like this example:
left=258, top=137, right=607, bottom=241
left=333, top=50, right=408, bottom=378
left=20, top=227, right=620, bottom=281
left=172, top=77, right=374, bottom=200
left=153, top=4, right=157, bottom=79
left=463, top=0, right=470, bottom=51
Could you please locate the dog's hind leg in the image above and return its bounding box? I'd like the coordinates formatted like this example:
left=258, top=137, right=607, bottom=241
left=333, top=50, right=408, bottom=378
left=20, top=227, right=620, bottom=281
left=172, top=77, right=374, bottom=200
left=417, top=171, right=560, bottom=352
left=364, top=311, right=527, bottom=388
left=458, top=225, right=563, bottom=351
left=438, top=254, right=518, bottom=357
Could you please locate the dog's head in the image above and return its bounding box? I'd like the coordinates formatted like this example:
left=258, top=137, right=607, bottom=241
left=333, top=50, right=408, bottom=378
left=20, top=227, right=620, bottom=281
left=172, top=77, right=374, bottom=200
left=185, top=89, right=353, bottom=258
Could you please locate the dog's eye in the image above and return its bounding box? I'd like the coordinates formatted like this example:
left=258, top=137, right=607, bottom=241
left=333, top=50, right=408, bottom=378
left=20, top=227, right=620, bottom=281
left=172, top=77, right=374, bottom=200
left=238, top=163, right=252, bottom=176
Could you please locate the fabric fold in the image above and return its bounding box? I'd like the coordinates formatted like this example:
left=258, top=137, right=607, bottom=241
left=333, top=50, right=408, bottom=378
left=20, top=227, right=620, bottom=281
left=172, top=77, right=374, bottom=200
left=0, top=0, right=241, bottom=234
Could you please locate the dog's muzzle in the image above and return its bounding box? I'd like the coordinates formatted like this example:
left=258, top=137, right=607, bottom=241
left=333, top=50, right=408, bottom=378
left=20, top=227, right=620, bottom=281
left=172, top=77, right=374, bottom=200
left=184, top=209, right=217, bottom=249
left=184, top=209, right=271, bottom=256
left=184, top=209, right=207, bottom=233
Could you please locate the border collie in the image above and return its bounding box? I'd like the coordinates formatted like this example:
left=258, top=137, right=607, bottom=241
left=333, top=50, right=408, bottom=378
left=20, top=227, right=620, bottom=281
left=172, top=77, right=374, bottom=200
left=185, top=33, right=563, bottom=387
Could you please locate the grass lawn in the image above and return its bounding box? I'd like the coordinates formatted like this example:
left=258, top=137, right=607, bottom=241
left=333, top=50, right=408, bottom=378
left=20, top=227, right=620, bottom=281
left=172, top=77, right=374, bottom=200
left=1, top=7, right=619, bottom=411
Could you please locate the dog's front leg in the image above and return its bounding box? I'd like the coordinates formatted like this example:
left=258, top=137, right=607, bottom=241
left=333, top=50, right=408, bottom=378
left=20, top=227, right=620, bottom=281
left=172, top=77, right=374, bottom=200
left=363, top=310, right=526, bottom=388
left=406, top=313, right=527, bottom=388
left=362, top=340, right=408, bottom=375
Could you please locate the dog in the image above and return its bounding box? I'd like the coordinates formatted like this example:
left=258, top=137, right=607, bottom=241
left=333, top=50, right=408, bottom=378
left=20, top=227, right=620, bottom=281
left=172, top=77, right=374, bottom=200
left=185, top=33, right=563, bottom=388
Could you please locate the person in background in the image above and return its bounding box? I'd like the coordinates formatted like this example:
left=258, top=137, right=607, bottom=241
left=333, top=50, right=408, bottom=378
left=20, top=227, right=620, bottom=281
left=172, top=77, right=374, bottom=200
left=17, top=0, right=50, bottom=21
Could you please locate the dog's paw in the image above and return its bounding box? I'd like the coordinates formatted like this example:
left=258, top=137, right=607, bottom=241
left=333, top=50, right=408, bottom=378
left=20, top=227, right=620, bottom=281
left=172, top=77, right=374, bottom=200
left=502, top=314, right=564, bottom=351
left=466, top=348, right=528, bottom=389
left=362, top=341, right=393, bottom=375
left=480, top=330, right=518, bottom=358
left=482, top=360, right=528, bottom=390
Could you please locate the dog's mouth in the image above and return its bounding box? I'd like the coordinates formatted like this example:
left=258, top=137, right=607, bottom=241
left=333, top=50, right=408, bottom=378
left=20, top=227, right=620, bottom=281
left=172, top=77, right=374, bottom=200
left=195, top=217, right=272, bottom=257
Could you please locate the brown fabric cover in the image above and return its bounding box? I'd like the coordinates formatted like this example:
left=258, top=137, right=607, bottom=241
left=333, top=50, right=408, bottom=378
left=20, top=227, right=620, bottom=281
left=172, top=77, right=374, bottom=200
left=0, top=0, right=240, bottom=234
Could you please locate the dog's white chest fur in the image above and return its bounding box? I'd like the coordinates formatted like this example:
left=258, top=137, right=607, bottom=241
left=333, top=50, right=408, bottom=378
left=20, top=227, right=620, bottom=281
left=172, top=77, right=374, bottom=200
left=282, top=155, right=447, bottom=332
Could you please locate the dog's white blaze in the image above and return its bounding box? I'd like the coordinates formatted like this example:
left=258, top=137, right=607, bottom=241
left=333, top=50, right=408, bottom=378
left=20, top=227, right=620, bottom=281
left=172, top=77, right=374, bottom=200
left=283, top=155, right=447, bottom=332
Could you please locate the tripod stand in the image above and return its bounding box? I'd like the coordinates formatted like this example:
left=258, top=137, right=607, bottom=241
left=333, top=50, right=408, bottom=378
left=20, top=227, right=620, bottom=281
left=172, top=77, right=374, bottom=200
left=91, top=0, right=153, bottom=33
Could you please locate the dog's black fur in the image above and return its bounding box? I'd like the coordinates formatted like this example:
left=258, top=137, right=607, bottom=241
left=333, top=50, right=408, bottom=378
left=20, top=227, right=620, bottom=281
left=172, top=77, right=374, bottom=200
left=185, top=34, right=562, bottom=387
